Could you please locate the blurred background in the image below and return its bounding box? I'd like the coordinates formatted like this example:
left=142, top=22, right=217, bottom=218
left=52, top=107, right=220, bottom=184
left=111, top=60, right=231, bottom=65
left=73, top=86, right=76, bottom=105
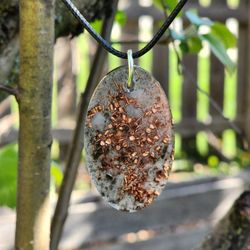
left=0, top=0, right=250, bottom=249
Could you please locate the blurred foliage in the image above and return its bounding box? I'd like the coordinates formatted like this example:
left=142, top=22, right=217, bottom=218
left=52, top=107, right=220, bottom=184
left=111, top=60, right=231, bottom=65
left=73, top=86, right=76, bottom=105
left=0, top=144, right=17, bottom=208
left=0, top=144, right=63, bottom=208
left=51, top=161, right=63, bottom=188
left=154, top=0, right=181, bottom=16
left=182, top=9, right=236, bottom=73
left=115, top=10, right=127, bottom=26
left=173, top=154, right=249, bottom=178
left=208, top=155, right=220, bottom=168
left=88, top=9, right=127, bottom=35
left=153, top=1, right=237, bottom=73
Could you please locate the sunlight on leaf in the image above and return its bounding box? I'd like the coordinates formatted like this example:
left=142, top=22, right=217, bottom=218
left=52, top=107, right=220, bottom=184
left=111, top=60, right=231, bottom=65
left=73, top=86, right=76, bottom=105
left=0, top=144, right=17, bottom=208
left=51, top=162, right=63, bottom=187
left=187, top=37, right=203, bottom=53
left=115, top=10, right=127, bottom=26
left=91, top=20, right=102, bottom=34
left=201, top=33, right=236, bottom=73
left=0, top=144, right=63, bottom=208
left=170, top=29, right=186, bottom=41
left=153, top=0, right=182, bottom=16
left=185, top=10, right=213, bottom=27
left=210, top=22, right=237, bottom=49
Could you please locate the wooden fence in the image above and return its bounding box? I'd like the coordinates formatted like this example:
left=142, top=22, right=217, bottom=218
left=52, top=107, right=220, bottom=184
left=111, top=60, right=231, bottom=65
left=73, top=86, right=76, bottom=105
left=0, top=0, right=249, bottom=159
left=116, top=0, right=250, bottom=156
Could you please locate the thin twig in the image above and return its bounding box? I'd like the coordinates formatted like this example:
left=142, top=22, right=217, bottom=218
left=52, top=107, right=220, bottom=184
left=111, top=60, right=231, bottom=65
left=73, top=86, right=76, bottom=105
left=0, top=84, right=18, bottom=97
left=183, top=67, right=242, bottom=136
left=50, top=1, right=119, bottom=249
left=159, top=0, right=248, bottom=150
left=173, top=43, right=248, bottom=150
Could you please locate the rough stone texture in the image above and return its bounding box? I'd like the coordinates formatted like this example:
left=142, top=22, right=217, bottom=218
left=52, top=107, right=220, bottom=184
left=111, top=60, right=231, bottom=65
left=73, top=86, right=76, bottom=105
left=84, top=66, right=174, bottom=212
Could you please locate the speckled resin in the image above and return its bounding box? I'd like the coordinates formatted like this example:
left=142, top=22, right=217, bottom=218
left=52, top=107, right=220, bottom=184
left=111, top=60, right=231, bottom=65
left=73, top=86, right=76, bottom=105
left=84, top=66, right=174, bottom=212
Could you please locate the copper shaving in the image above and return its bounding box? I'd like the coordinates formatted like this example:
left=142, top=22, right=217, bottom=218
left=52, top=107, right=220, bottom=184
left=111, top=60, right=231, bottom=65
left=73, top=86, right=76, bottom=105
left=86, top=82, right=172, bottom=205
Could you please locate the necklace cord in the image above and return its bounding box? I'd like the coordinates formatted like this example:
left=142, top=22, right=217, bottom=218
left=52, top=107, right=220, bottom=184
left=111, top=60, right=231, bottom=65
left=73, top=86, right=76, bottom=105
left=61, top=0, right=188, bottom=59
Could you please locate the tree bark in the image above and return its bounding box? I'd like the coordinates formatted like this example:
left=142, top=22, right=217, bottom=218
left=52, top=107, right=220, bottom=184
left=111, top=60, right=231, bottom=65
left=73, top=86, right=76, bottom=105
left=15, top=0, right=54, bottom=249
left=199, top=191, right=250, bottom=250
left=0, top=0, right=109, bottom=103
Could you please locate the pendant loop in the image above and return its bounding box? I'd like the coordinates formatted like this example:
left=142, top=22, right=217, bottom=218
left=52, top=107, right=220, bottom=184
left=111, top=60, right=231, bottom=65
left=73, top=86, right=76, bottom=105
left=127, top=49, right=134, bottom=91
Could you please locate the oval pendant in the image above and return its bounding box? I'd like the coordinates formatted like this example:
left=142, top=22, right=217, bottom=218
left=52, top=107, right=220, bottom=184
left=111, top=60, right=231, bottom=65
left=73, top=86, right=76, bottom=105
left=84, top=66, right=174, bottom=212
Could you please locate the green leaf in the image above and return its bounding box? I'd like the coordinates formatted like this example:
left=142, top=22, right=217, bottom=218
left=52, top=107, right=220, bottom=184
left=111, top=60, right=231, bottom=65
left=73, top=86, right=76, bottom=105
left=179, top=41, right=189, bottom=53
left=165, top=0, right=178, bottom=12
left=180, top=25, right=202, bottom=54
left=0, top=144, right=63, bottom=208
left=170, top=29, right=186, bottom=41
left=210, top=22, right=237, bottom=49
left=91, top=20, right=102, bottom=34
left=153, top=0, right=183, bottom=17
left=153, top=0, right=163, bottom=10
left=184, top=25, right=199, bottom=38
left=0, top=144, right=17, bottom=208
left=187, top=37, right=203, bottom=53
left=178, top=37, right=202, bottom=54
left=201, top=33, right=236, bottom=73
left=208, top=155, right=219, bottom=168
left=51, top=162, right=63, bottom=188
left=186, top=10, right=213, bottom=27
left=115, top=10, right=127, bottom=26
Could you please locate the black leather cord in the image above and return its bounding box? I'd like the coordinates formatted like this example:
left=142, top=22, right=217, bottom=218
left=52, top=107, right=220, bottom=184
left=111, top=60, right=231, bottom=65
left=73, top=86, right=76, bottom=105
left=61, top=0, right=188, bottom=59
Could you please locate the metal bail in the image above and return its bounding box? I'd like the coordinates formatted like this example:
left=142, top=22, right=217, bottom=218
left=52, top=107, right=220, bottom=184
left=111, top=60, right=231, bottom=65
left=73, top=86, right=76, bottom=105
left=127, top=49, right=135, bottom=91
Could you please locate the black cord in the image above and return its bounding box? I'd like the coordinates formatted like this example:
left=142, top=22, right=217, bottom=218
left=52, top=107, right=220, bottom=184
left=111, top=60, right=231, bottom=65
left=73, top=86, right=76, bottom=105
left=61, top=0, right=188, bottom=59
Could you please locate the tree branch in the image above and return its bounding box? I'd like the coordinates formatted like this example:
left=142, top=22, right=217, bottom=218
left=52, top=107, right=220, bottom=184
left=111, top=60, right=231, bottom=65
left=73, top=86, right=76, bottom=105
left=0, top=0, right=110, bottom=54
left=199, top=191, right=250, bottom=250
left=50, top=1, right=119, bottom=249
left=0, top=84, right=18, bottom=97
left=0, top=0, right=111, bottom=103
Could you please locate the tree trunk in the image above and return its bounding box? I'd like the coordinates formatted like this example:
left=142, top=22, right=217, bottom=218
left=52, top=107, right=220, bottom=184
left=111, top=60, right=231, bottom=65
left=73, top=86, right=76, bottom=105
left=15, top=0, right=54, bottom=249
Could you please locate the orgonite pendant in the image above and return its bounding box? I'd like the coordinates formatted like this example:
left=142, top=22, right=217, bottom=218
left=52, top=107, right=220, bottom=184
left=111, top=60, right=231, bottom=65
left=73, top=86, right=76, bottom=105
left=84, top=66, right=174, bottom=212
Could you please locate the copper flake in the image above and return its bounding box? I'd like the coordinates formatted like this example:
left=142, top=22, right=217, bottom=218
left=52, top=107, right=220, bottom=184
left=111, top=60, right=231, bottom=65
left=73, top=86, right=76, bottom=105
left=84, top=66, right=174, bottom=212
